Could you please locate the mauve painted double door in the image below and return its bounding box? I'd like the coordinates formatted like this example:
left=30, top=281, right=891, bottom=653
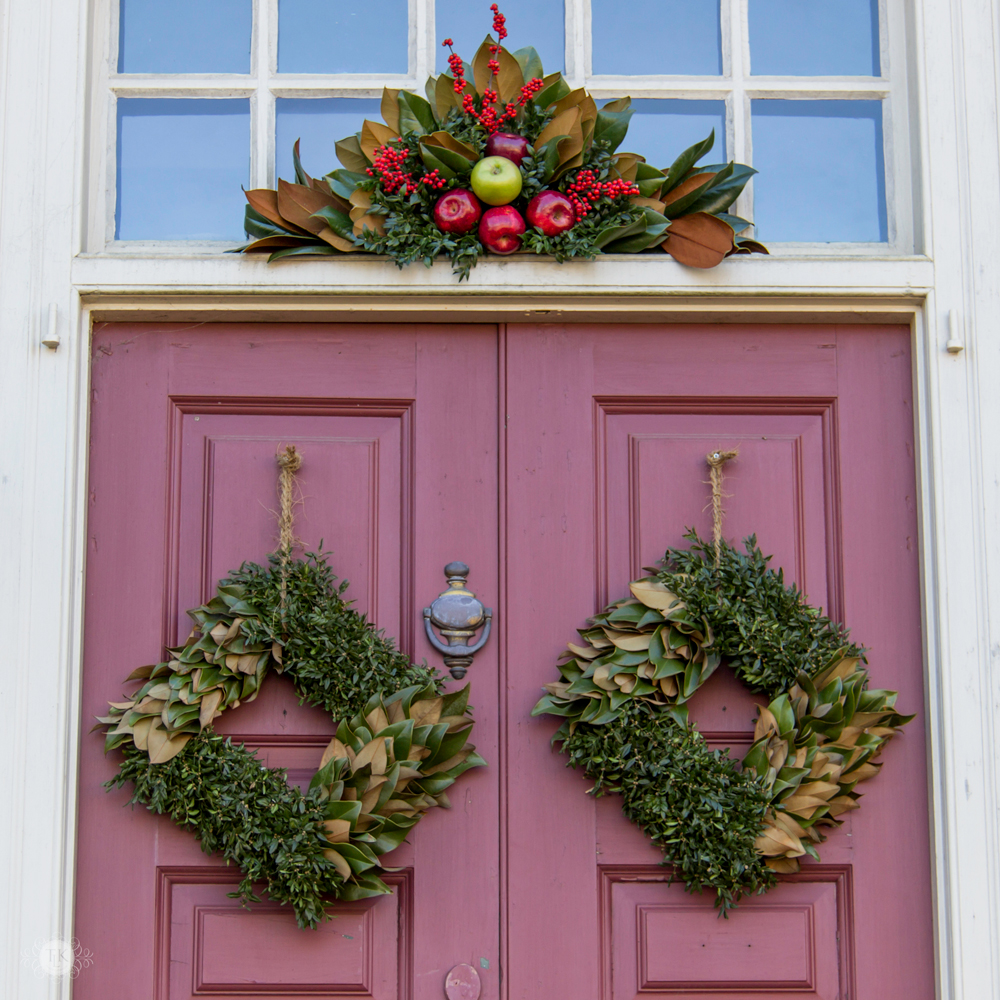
left=77, top=322, right=933, bottom=1000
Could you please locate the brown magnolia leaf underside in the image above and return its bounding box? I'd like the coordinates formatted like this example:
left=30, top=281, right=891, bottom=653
left=663, top=212, right=735, bottom=268
left=244, top=188, right=313, bottom=237
left=360, top=120, right=400, bottom=163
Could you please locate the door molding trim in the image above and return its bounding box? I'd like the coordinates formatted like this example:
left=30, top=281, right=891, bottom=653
left=81, top=291, right=925, bottom=325
left=598, top=864, right=856, bottom=999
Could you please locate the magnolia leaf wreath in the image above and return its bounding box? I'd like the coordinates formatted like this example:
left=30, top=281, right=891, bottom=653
left=98, top=447, right=485, bottom=929
left=233, top=5, right=768, bottom=279
left=532, top=450, right=913, bottom=912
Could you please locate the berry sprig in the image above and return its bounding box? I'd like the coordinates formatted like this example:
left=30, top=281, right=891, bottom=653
left=440, top=8, right=544, bottom=136
left=486, top=5, right=507, bottom=94
left=367, top=140, right=417, bottom=195
left=565, top=169, right=640, bottom=218
left=442, top=39, right=469, bottom=95
left=491, top=4, right=507, bottom=42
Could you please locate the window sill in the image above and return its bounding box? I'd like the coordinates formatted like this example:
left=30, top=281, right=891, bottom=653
left=73, top=249, right=933, bottom=324
left=74, top=249, right=932, bottom=308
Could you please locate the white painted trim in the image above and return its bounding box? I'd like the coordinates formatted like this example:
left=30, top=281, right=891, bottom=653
left=70, top=251, right=936, bottom=291
left=3, top=2, right=1000, bottom=1000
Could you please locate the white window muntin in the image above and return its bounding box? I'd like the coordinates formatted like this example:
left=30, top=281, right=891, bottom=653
left=89, top=0, right=914, bottom=255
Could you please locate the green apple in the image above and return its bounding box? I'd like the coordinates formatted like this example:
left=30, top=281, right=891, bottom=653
left=470, top=155, right=523, bottom=206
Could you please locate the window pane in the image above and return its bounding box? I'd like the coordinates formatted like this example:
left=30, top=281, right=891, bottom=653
left=118, top=0, right=251, bottom=74
left=436, top=0, right=564, bottom=75
left=592, top=0, right=721, bottom=76
left=749, top=0, right=879, bottom=76
left=750, top=99, right=886, bottom=241
left=116, top=99, right=249, bottom=240
left=276, top=98, right=381, bottom=181
left=278, top=0, right=408, bottom=73
left=624, top=100, right=725, bottom=173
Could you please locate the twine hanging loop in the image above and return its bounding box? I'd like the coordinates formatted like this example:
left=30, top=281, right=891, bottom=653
left=276, top=445, right=302, bottom=617
left=276, top=444, right=302, bottom=554
left=706, top=448, right=739, bottom=565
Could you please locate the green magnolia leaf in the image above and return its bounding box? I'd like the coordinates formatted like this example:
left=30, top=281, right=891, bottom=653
left=534, top=72, right=571, bottom=109
left=309, top=206, right=355, bottom=241
left=635, top=161, right=667, bottom=198
left=592, top=214, right=646, bottom=249
left=661, top=129, right=716, bottom=194
left=534, top=135, right=570, bottom=182
left=440, top=683, right=471, bottom=717
left=244, top=206, right=300, bottom=240
left=602, top=208, right=669, bottom=252
left=292, top=139, right=311, bottom=186
left=267, top=244, right=340, bottom=261
left=397, top=91, right=438, bottom=136
left=324, top=169, right=367, bottom=201
left=338, top=876, right=393, bottom=901
left=715, top=212, right=751, bottom=234
left=593, top=108, right=634, bottom=153
left=685, top=164, right=757, bottom=215
left=418, top=144, right=458, bottom=179
left=512, top=45, right=544, bottom=82
left=663, top=162, right=735, bottom=219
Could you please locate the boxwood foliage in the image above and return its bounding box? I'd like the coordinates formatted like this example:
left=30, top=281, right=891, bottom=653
left=658, top=531, right=863, bottom=694
left=231, top=549, right=438, bottom=719
left=561, top=700, right=776, bottom=911
left=110, top=733, right=345, bottom=930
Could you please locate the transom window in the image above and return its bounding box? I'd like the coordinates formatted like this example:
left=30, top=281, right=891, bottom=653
left=95, top=0, right=910, bottom=251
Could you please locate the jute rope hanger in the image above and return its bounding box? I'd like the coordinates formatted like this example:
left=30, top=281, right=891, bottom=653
left=276, top=444, right=303, bottom=612
left=706, top=448, right=739, bottom=565
left=276, top=444, right=302, bottom=552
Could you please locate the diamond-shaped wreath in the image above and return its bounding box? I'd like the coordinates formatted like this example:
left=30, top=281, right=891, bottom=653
left=234, top=5, right=767, bottom=279
left=99, top=447, right=484, bottom=929
left=532, top=452, right=913, bottom=912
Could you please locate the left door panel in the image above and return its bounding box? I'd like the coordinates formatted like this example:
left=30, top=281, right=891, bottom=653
left=76, top=323, right=501, bottom=1000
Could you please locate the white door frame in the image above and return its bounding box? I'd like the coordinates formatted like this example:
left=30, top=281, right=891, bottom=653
left=3, top=1, right=1000, bottom=998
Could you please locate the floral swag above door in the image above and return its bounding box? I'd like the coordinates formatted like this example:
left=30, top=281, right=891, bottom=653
left=235, top=6, right=767, bottom=279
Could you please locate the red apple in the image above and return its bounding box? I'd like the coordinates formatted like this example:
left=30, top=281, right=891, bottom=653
left=433, top=189, right=482, bottom=234
left=479, top=205, right=526, bottom=254
left=485, top=132, right=530, bottom=166
left=526, top=190, right=577, bottom=235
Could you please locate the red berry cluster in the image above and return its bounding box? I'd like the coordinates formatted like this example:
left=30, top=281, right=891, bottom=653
left=420, top=169, right=448, bottom=191
left=490, top=4, right=507, bottom=42
left=368, top=141, right=416, bottom=195
left=442, top=40, right=469, bottom=95
left=461, top=77, right=543, bottom=134
left=518, top=77, right=546, bottom=103
left=565, top=170, right=640, bottom=218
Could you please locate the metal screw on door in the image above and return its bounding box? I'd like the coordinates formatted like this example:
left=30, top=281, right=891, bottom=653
left=423, top=562, right=492, bottom=679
